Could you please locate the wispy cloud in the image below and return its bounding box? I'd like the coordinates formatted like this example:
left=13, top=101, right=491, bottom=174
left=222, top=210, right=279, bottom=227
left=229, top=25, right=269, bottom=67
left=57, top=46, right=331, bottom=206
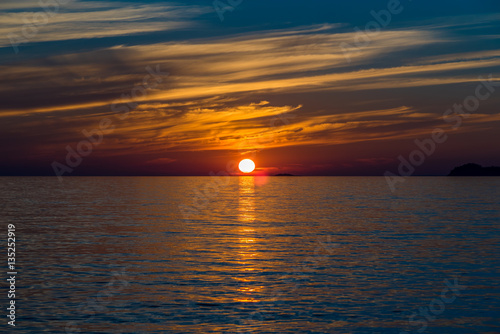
left=2, top=13, right=500, bottom=173
left=2, top=24, right=499, bottom=117
left=0, top=0, right=210, bottom=48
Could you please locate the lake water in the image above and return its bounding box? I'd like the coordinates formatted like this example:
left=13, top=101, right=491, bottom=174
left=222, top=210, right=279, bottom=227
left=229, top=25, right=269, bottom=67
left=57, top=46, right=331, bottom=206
left=1, top=176, right=499, bottom=333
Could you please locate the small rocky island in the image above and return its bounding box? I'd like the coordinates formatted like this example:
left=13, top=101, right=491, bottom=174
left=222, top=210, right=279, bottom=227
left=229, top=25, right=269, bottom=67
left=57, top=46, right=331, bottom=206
left=448, top=163, right=500, bottom=176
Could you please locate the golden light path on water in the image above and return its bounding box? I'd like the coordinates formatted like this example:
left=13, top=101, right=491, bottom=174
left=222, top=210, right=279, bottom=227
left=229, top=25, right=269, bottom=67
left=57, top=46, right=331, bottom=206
left=236, top=176, right=263, bottom=303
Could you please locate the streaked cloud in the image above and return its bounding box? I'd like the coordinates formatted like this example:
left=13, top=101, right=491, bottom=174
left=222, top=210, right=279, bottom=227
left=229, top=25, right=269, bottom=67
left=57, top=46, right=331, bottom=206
left=1, top=3, right=500, bottom=175
left=0, top=0, right=209, bottom=48
left=3, top=24, right=499, bottom=118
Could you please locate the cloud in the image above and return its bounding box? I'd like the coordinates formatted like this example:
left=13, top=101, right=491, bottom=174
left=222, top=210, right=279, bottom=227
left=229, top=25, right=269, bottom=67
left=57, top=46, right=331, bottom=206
left=1, top=16, right=500, bottom=171
left=4, top=17, right=500, bottom=120
left=0, top=26, right=467, bottom=115
left=0, top=0, right=209, bottom=49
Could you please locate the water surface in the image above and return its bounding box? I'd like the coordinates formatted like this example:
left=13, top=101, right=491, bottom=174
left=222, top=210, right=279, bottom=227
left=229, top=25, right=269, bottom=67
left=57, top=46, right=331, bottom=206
left=1, top=176, right=499, bottom=333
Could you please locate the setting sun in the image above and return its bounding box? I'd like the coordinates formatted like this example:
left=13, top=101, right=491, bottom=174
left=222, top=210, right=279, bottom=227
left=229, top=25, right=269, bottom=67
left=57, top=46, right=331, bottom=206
left=239, top=159, right=255, bottom=173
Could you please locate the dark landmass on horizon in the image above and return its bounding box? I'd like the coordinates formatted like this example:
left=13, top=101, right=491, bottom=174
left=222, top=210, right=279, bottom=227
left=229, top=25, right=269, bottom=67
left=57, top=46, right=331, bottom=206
left=448, top=163, right=500, bottom=176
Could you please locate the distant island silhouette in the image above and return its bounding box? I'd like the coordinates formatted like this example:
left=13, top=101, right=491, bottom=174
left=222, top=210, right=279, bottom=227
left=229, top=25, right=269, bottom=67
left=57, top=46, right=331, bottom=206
left=274, top=173, right=295, bottom=176
left=448, top=163, right=500, bottom=176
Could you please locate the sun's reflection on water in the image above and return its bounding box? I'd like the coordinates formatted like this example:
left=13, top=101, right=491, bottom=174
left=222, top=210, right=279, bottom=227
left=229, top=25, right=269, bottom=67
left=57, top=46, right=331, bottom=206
left=238, top=176, right=255, bottom=223
left=235, top=176, right=262, bottom=302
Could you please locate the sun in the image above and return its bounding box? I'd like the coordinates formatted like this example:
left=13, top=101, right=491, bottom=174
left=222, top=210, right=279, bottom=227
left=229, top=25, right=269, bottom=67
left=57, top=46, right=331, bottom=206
left=239, top=159, right=255, bottom=173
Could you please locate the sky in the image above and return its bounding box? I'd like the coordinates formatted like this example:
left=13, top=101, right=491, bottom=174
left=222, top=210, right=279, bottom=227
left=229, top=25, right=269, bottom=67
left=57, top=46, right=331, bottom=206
left=1, top=0, right=499, bottom=176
